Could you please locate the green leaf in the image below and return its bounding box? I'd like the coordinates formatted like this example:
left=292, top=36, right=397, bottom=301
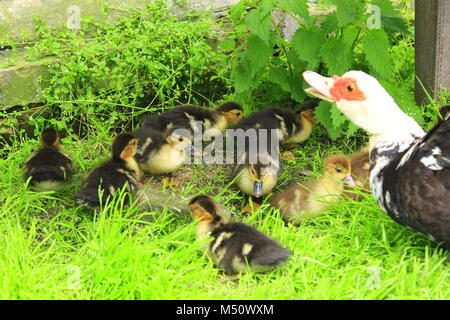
left=381, top=16, right=410, bottom=34
left=292, top=26, right=324, bottom=69
left=287, top=73, right=306, bottom=102
left=380, top=80, right=424, bottom=126
left=363, top=29, right=393, bottom=79
left=336, top=0, right=361, bottom=26
left=241, top=35, right=273, bottom=75
left=330, top=106, right=346, bottom=128
left=244, top=0, right=275, bottom=45
left=282, top=0, right=310, bottom=24
left=286, top=48, right=307, bottom=70
left=267, top=67, right=291, bottom=92
left=342, top=25, right=359, bottom=46
left=372, top=0, right=410, bottom=34
left=315, top=101, right=333, bottom=129
left=231, top=64, right=254, bottom=93
left=320, top=38, right=353, bottom=75
left=218, top=38, right=236, bottom=52
left=346, top=121, right=360, bottom=137
left=321, top=14, right=338, bottom=35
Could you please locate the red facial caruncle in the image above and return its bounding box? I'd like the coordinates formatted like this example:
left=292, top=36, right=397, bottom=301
left=329, top=76, right=366, bottom=102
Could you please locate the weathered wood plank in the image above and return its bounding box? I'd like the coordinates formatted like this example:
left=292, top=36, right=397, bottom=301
left=415, top=0, right=450, bottom=104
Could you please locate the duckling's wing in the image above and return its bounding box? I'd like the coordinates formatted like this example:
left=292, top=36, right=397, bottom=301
left=250, top=244, right=291, bottom=266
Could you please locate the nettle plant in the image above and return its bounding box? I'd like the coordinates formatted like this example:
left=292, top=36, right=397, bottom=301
left=27, top=1, right=231, bottom=135
left=227, top=0, right=421, bottom=139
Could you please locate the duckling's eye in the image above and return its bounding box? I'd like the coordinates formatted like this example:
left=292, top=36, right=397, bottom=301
left=346, top=85, right=354, bottom=92
left=235, top=112, right=241, bottom=116
left=178, top=137, right=184, bottom=142
left=336, top=168, right=342, bottom=173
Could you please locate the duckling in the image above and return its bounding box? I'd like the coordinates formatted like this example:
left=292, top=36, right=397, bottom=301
left=233, top=152, right=282, bottom=198
left=188, top=195, right=291, bottom=275
left=24, top=128, right=72, bottom=191
left=343, top=147, right=371, bottom=201
left=141, top=101, right=244, bottom=138
left=229, top=128, right=282, bottom=213
left=134, top=126, right=195, bottom=186
left=234, top=106, right=316, bottom=146
left=270, top=154, right=355, bottom=225
left=76, top=133, right=141, bottom=207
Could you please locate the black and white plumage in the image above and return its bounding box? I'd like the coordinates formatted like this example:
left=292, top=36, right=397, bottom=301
left=76, top=133, right=141, bottom=207
left=304, top=70, right=450, bottom=250
left=24, top=128, right=72, bottom=191
left=188, top=195, right=291, bottom=274
left=233, top=106, right=316, bottom=145
left=134, top=126, right=194, bottom=175
left=141, top=102, right=243, bottom=138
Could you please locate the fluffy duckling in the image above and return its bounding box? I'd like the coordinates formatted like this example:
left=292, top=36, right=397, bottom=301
left=24, top=128, right=72, bottom=191
left=76, top=133, right=141, bottom=207
left=134, top=126, right=195, bottom=186
left=230, top=129, right=282, bottom=213
left=270, top=155, right=355, bottom=225
left=233, top=152, right=282, bottom=199
left=141, top=101, right=244, bottom=138
left=234, top=106, right=316, bottom=145
left=343, top=147, right=371, bottom=201
left=188, top=195, right=291, bottom=275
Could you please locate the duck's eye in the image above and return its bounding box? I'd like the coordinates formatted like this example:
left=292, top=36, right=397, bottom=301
left=346, top=85, right=354, bottom=92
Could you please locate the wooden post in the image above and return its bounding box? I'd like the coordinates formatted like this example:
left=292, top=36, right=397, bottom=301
left=415, top=0, right=450, bottom=105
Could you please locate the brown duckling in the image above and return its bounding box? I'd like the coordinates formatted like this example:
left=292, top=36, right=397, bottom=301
left=24, top=128, right=72, bottom=191
left=76, top=133, right=141, bottom=207
left=270, top=154, right=355, bottom=225
left=343, top=147, right=371, bottom=201
left=141, top=101, right=244, bottom=138
left=188, top=195, right=291, bottom=275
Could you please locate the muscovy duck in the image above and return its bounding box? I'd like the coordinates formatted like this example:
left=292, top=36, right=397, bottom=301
left=303, top=70, right=450, bottom=251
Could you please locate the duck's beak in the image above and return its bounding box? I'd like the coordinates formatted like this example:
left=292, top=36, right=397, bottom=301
left=303, top=71, right=336, bottom=103
left=186, top=144, right=202, bottom=156
left=343, top=175, right=356, bottom=186
left=253, top=181, right=263, bottom=198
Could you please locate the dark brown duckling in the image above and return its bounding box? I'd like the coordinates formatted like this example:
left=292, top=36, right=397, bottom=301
left=76, top=133, right=141, bottom=207
left=24, top=128, right=72, bottom=191
left=270, top=154, right=355, bottom=225
left=343, top=147, right=371, bottom=201
left=234, top=106, right=316, bottom=146
left=188, top=195, right=291, bottom=275
left=141, top=101, right=244, bottom=138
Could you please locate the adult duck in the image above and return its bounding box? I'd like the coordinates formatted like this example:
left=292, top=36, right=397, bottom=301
left=303, top=70, right=450, bottom=252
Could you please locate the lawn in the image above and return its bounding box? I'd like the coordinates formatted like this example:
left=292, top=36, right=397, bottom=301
left=0, top=0, right=449, bottom=300
left=1, top=127, right=449, bottom=299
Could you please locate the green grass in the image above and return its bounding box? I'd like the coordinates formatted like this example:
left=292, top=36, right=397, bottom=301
left=1, top=127, right=449, bottom=300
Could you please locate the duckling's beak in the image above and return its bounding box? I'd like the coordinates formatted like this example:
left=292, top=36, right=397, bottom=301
left=253, top=181, right=263, bottom=198
left=303, top=71, right=336, bottom=103
left=343, top=175, right=356, bottom=186
left=186, top=144, right=202, bottom=156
